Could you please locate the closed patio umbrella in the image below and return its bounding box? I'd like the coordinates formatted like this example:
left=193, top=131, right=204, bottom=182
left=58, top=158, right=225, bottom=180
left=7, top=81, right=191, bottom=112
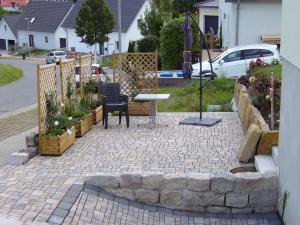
left=182, top=15, right=193, bottom=79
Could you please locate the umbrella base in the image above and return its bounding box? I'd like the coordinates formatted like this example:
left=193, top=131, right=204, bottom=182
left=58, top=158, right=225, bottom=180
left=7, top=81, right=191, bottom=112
left=179, top=117, right=221, bottom=127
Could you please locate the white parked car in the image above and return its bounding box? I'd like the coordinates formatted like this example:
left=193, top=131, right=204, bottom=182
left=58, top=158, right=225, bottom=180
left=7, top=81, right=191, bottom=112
left=46, top=50, right=67, bottom=64
left=192, top=44, right=280, bottom=78
left=75, top=64, right=106, bottom=85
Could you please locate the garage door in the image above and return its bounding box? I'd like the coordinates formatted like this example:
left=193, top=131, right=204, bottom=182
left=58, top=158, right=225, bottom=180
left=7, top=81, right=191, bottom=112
left=0, top=39, right=6, bottom=50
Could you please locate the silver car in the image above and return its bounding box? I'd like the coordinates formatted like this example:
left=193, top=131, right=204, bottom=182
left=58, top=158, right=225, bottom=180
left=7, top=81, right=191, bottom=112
left=46, top=51, right=67, bottom=64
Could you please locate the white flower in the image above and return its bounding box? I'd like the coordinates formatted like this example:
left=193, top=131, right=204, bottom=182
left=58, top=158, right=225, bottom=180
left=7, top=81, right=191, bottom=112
left=66, top=129, right=72, bottom=135
left=68, top=117, right=72, bottom=121
left=61, top=103, right=65, bottom=107
left=249, top=76, right=256, bottom=83
left=276, top=120, right=280, bottom=123
left=265, top=95, right=270, bottom=100
left=54, top=121, right=59, bottom=126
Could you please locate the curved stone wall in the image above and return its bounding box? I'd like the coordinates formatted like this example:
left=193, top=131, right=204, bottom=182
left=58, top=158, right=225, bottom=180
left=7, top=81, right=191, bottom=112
left=85, top=171, right=278, bottom=214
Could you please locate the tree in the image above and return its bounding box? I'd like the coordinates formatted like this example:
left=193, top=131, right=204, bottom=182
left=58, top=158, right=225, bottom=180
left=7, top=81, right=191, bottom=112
left=173, top=0, right=199, bottom=15
left=75, top=0, right=114, bottom=48
left=137, top=0, right=173, bottom=39
left=137, top=35, right=159, bottom=52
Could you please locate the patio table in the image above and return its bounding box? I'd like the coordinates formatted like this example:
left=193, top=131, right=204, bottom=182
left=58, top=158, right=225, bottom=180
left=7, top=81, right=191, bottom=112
left=134, top=94, right=170, bottom=127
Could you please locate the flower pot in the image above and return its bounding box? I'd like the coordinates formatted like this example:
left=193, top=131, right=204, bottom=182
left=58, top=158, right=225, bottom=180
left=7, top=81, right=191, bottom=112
left=128, top=101, right=154, bottom=116
left=92, top=106, right=103, bottom=124
left=75, top=113, right=94, bottom=137
left=39, top=126, right=75, bottom=156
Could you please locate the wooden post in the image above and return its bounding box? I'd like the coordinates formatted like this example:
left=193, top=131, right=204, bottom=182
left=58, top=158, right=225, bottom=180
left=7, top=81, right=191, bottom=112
left=60, top=60, right=64, bottom=103
left=37, top=64, right=42, bottom=150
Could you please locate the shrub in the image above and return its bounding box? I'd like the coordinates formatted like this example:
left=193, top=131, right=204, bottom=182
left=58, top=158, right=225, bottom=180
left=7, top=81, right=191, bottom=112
left=137, top=35, right=159, bottom=52
left=128, top=41, right=136, bottom=53
left=160, top=17, right=199, bottom=70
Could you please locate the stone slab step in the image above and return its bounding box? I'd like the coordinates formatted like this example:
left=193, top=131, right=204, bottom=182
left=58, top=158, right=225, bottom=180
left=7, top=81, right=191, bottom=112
left=272, top=146, right=279, bottom=166
left=255, top=155, right=277, bottom=174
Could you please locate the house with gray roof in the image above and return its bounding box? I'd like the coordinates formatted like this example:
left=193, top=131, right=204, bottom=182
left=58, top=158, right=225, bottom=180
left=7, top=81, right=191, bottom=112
left=0, top=14, right=21, bottom=51
left=61, top=0, right=150, bottom=55
left=15, top=1, right=73, bottom=50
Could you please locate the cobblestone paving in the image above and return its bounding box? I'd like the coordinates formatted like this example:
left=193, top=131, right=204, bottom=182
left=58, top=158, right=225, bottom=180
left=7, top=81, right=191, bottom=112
left=62, top=186, right=282, bottom=225
left=0, top=108, right=37, bottom=142
left=0, top=113, right=246, bottom=224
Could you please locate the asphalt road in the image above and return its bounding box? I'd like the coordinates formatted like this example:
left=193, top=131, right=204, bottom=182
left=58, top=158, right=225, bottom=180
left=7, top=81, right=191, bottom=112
left=0, top=58, right=60, bottom=115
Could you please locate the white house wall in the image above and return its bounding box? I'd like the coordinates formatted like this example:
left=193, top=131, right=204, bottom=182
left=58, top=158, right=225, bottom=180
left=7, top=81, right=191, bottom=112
left=219, top=0, right=281, bottom=49
left=18, top=30, right=55, bottom=50
left=278, top=1, right=300, bottom=225
left=55, top=27, right=67, bottom=50
left=0, top=19, right=17, bottom=50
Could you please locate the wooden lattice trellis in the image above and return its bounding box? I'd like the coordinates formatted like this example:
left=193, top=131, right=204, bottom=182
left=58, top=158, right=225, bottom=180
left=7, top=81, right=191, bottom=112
left=60, top=58, right=76, bottom=103
left=112, top=52, right=158, bottom=100
left=79, top=54, right=93, bottom=95
left=37, top=64, right=57, bottom=136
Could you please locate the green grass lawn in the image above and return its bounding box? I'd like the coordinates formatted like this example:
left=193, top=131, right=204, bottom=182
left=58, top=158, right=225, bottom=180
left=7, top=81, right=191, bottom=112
left=157, top=78, right=235, bottom=112
left=0, top=64, right=23, bottom=86
left=17, top=49, right=48, bottom=56
left=254, top=64, right=282, bottom=79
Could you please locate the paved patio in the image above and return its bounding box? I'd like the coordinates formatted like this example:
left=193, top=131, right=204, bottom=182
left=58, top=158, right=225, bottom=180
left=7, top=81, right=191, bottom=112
left=0, top=112, right=265, bottom=224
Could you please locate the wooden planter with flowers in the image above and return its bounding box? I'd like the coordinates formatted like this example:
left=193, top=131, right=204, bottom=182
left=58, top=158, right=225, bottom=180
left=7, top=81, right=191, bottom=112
left=91, top=106, right=103, bottom=124
left=40, top=126, right=76, bottom=156
left=75, top=113, right=94, bottom=137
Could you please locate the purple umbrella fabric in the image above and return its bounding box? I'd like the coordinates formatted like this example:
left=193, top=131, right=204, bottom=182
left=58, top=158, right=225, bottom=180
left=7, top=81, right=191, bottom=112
left=182, top=15, right=193, bottom=79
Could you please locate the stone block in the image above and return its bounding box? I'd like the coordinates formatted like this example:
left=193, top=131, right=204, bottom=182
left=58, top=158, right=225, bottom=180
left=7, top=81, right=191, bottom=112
left=231, top=207, right=253, bottom=213
left=120, top=173, right=142, bottom=188
left=160, top=191, right=183, bottom=207
left=85, top=173, right=120, bottom=188
left=183, top=191, right=225, bottom=207
left=163, top=175, right=187, bottom=191
left=182, top=190, right=201, bottom=207
left=207, top=206, right=230, bottom=213
left=106, top=188, right=135, bottom=201
left=25, top=133, right=36, bottom=147
left=211, top=173, right=234, bottom=193
left=255, top=155, right=277, bottom=174
left=187, top=173, right=210, bottom=192
left=233, top=172, right=265, bottom=193
left=226, top=193, right=248, bottom=208
left=254, top=207, right=277, bottom=213
left=241, top=103, right=252, bottom=132
left=238, top=124, right=262, bottom=163
left=249, top=190, right=278, bottom=207
left=8, top=152, right=29, bottom=165
left=141, top=173, right=164, bottom=190
left=263, top=172, right=278, bottom=191
left=135, top=189, right=159, bottom=204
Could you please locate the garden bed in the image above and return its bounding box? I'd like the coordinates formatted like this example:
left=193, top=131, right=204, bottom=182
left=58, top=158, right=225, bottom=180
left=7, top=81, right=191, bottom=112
left=92, top=106, right=103, bottom=124
left=39, top=126, right=75, bottom=156
left=75, top=113, right=93, bottom=137
left=128, top=101, right=152, bottom=116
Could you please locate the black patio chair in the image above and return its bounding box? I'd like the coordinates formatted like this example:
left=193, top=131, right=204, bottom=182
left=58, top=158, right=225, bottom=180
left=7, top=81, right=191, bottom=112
left=101, top=83, right=129, bottom=129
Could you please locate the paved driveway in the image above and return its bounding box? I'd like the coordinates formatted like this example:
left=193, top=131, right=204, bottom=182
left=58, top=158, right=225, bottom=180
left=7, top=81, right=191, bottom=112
left=0, top=59, right=60, bottom=115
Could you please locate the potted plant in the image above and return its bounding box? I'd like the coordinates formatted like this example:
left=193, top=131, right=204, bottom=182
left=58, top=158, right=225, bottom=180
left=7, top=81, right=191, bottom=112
left=127, top=63, right=152, bottom=115
left=39, top=92, right=76, bottom=155
left=82, top=79, right=103, bottom=124
left=63, top=79, right=93, bottom=137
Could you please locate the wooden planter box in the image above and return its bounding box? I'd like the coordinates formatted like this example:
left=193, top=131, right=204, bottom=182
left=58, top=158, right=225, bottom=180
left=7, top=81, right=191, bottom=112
left=92, top=106, right=103, bottom=124
left=75, top=113, right=93, bottom=137
left=39, top=126, right=75, bottom=156
left=128, top=101, right=153, bottom=116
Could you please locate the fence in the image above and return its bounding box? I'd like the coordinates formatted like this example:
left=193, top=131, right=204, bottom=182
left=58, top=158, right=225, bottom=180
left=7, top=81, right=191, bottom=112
left=79, top=54, right=93, bottom=95
left=60, top=58, right=76, bottom=103
left=112, top=52, right=158, bottom=100
left=37, top=64, right=57, bottom=137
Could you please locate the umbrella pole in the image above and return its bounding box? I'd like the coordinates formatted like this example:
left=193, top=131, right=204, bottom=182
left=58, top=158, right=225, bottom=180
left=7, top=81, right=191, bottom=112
left=199, top=36, right=203, bottom=120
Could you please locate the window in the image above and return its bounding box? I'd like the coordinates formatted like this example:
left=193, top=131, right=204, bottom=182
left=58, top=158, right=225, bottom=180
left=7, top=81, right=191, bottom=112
left=261, top=49, right=274, bottom=57
left=45, top=36, right=48, bottom=43
left=115, top=41, right=119, bottom=51
left=4, top=25, right=7, bottom=32
left=223, top=51, right=242, bottom=63
left=243, top=49, right=261, bottom=60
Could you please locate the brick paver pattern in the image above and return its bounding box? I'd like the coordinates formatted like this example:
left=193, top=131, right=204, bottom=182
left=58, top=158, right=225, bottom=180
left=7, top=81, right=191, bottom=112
left=0, top=113, right=246, bottom=224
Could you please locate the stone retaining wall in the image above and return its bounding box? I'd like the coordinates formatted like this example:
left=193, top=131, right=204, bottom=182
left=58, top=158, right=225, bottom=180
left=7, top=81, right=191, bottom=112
left=85, top=172, right=278, bottom=214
